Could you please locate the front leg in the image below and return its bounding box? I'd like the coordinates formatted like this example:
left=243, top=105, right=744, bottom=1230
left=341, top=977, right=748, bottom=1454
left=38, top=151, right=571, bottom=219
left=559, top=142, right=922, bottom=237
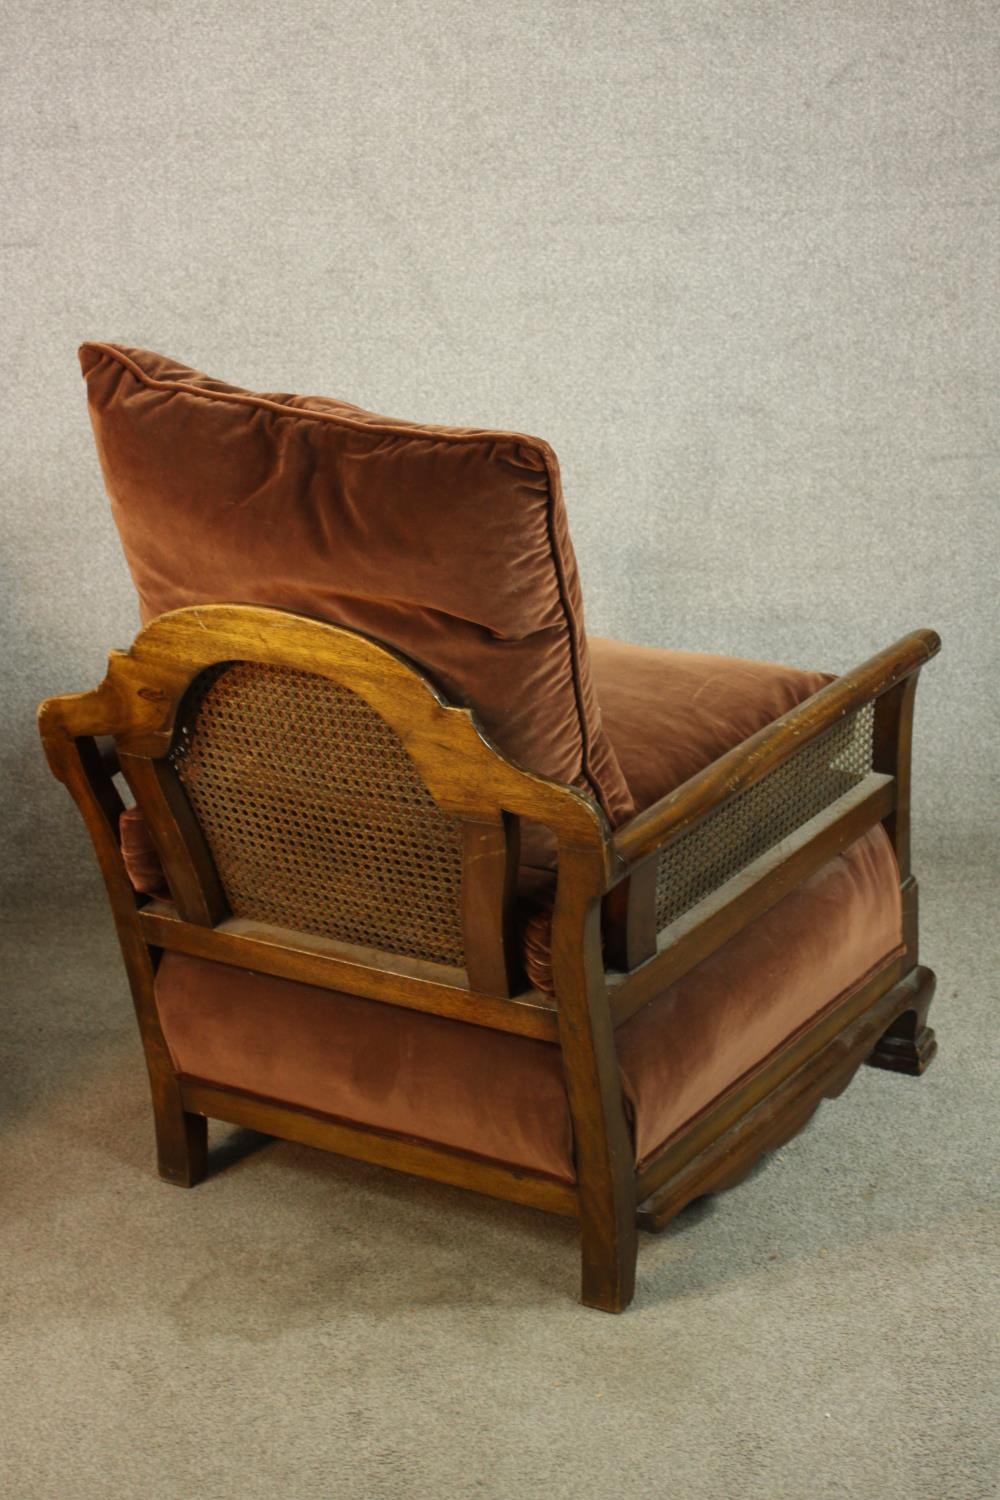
left=866, top=965, right=937, bottom=1076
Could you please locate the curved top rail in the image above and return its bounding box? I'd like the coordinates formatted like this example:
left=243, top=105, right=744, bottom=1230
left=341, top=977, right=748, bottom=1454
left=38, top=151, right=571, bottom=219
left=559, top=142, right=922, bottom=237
left=38, top=604, right=611, bottom=857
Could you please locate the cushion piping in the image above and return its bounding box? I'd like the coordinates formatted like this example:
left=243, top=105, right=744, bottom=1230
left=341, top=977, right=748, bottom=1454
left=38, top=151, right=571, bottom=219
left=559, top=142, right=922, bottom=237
left=537, top=448, right=624, bottom=823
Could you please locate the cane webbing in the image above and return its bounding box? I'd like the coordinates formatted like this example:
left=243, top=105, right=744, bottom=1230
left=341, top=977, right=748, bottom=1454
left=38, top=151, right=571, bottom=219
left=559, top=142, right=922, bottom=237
left=655, top=703, right=876, bottom=933
left=169, top=662, right=465, bottom=965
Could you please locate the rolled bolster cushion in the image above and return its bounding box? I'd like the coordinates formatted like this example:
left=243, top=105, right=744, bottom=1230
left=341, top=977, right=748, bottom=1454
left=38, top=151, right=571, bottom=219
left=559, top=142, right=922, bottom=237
left=518, top=873, right=557, bottom=994
left=118, top=806, right=170, bottom=900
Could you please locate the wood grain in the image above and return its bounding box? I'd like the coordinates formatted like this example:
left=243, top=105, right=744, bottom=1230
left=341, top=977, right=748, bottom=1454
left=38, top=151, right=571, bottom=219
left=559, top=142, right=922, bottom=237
left=139, top=905, right=560, bottom=1041
left=181, top=1082, right=579, bottom=1217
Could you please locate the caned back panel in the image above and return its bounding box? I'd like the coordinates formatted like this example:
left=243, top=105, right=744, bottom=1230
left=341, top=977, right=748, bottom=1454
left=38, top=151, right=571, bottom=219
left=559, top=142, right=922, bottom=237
left=168, top=661, right=466, bottom=966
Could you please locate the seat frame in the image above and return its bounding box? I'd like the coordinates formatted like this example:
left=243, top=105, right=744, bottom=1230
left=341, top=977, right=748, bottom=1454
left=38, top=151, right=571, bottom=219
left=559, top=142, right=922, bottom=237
left=38, top=605, right=940, bottom=1311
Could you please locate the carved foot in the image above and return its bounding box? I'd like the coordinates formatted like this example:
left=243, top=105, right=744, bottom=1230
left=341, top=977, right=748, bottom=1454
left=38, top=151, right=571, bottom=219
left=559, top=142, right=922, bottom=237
left=866, top=964, right=937, bottom=1077
left=867, top=1024, right=937, bottom=1075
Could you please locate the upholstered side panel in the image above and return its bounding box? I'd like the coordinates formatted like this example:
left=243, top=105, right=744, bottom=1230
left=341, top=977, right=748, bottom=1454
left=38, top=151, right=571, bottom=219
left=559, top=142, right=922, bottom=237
left=154, top=954, right=576, bottom=1183
left=154, top=829, right=901, bottom=1180
left=79, top=342, right=633, bottom=831
left=617, top=825, right=904, bottom=1168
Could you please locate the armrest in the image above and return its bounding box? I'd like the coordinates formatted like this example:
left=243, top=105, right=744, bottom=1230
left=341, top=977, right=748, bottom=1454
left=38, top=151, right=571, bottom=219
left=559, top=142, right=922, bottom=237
left=604, top=629, right=940, bottom=1004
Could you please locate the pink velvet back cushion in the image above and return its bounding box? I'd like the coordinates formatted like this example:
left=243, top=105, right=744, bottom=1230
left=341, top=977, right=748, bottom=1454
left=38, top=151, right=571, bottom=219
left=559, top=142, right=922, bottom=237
left=80, top=343, right=634, bottom=838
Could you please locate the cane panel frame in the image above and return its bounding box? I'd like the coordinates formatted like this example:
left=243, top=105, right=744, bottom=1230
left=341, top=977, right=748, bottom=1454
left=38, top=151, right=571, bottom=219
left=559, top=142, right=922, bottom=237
left=168, top=661, right=468, bottom=968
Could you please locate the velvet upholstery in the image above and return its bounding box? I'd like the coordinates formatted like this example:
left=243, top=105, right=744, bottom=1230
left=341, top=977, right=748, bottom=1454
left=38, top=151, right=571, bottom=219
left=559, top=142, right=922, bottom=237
left=83, top=343, right=844, bottom=992
left=589, top=636, right=832, bottom=815
left=155, top=827, right=902, bottom=1181
left=617, top=825, right=903, bottom=1166
left=155, top=952, right=577, bottom=1183
left=80, top=343, right=633, bottom=830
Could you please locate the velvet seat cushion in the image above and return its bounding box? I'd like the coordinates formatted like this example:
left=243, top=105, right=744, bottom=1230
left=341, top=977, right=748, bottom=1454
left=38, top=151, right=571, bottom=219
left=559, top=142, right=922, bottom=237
left=80, top=343, right=632, bottom=831
left=587, top=636, right=832, bottom=816
left=154, top=825, right=902, bottom=1183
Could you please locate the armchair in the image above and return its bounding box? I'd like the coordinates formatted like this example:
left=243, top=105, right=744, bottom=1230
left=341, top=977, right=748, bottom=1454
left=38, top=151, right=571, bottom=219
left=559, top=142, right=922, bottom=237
left=38, top=344, right=940, bottom=1310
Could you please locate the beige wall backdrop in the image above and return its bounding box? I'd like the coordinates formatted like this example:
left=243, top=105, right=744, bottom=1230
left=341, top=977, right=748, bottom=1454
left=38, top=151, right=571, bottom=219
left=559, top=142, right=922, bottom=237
left=3, top=0, right=997, bottom=903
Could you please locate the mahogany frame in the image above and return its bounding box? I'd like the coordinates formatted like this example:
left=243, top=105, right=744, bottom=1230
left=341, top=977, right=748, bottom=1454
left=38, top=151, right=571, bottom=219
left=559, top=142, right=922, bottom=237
left=38, top=605, right=940, bottom=1311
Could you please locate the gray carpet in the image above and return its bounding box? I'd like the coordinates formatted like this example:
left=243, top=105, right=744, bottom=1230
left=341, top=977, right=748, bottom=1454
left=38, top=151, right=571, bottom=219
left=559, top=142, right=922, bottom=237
left=1, top=834, right=996, bottom=1500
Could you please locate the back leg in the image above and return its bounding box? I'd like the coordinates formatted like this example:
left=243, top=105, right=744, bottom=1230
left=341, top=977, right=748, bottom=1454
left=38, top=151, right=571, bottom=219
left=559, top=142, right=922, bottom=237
left=152, top=1082, right=208, bottom=1187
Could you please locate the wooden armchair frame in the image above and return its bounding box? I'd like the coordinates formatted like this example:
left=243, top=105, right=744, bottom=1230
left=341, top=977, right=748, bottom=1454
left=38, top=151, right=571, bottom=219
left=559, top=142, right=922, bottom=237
left=38, top=605, right=940, bottom=1311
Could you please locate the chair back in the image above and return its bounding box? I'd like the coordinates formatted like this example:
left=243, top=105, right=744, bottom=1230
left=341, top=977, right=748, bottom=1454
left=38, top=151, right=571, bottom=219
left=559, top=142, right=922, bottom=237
left=39, top=606, right=612, bottom=1021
